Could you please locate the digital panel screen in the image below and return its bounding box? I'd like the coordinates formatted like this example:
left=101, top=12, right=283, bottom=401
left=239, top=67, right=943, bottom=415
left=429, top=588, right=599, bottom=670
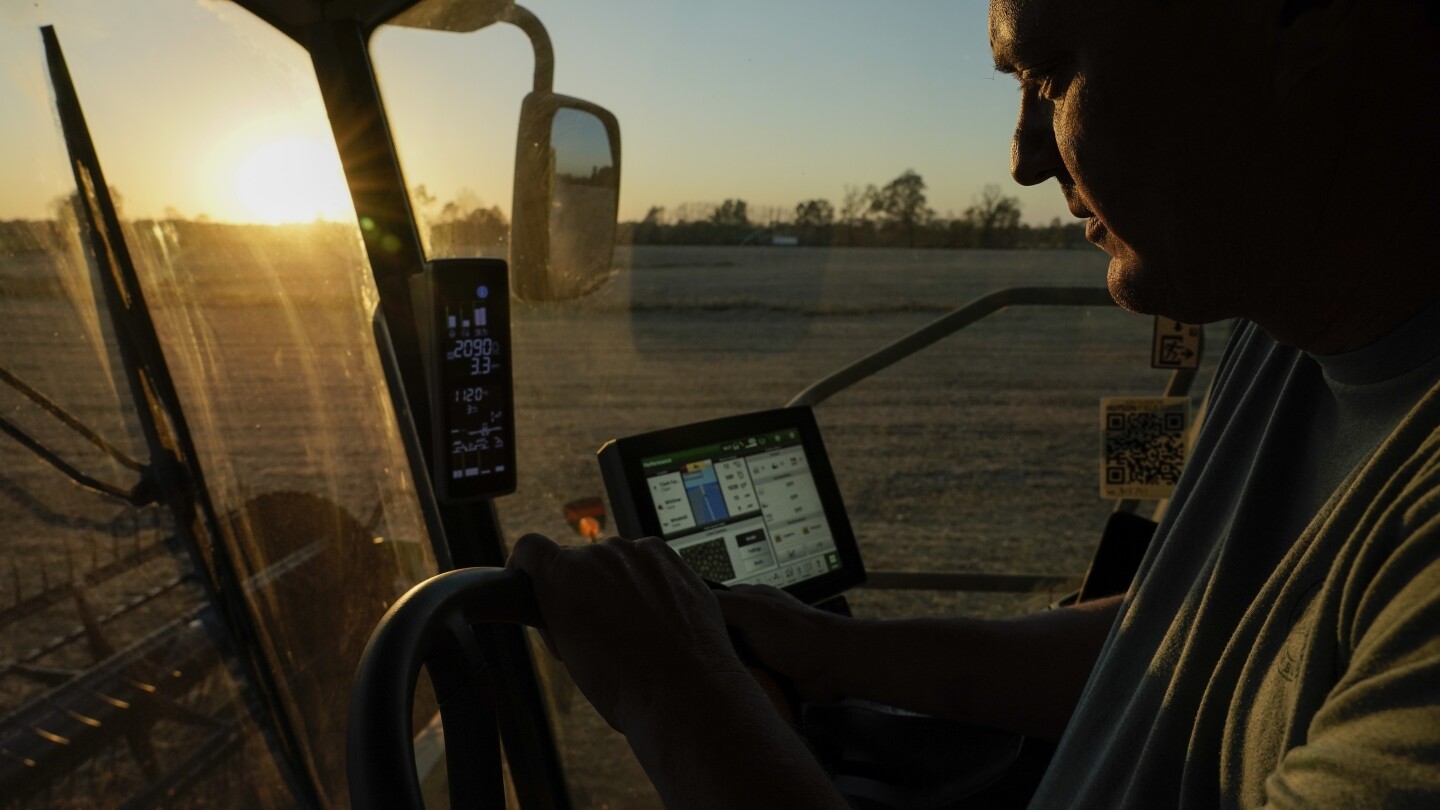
left=424, top=259, right=516, bottom=500
left=641, top=428, right=844, bottom=589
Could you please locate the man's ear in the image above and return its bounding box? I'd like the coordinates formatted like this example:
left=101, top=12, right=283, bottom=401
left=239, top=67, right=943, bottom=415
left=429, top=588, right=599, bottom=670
left=1273, top=0, right=1357, bottom=95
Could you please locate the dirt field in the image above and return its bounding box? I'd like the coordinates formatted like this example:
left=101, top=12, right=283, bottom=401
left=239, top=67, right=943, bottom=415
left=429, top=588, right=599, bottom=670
left=1, top=240, right=1224, bottom=807
left=500, top=245, right=1224, bottom=807
left=509, top=245, right=1215, bottom=585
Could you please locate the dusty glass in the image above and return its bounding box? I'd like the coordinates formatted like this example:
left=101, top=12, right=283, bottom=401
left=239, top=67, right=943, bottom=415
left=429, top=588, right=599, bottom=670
left=371, top=2, right=1224, bottom=806
left=0, top=2, right=437, bottom=806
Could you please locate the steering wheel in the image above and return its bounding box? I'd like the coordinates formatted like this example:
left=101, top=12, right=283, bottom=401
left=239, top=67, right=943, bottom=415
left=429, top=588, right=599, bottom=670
left=346, top=567, right=542, bottom=810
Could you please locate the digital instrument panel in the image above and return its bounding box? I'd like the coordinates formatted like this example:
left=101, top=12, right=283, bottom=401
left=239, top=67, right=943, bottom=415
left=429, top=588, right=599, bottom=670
left=413, top=258, right=516, bottom=501
left=598, top=407, right=864, bottom=604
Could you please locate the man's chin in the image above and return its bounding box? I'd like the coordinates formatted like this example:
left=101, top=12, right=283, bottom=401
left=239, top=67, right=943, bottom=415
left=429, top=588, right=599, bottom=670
left=1106, top=257, right=1158, bottom=316
left=1108, top=257, right=1230, bottom=325
left=1107, top=258, right=1194, bottom=321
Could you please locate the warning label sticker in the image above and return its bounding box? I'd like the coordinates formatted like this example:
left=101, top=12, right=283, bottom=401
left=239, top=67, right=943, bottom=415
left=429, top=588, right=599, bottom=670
left=1101, top=397, right=1189, bottom=499
left=1151, top=318, right=1202, bottom=369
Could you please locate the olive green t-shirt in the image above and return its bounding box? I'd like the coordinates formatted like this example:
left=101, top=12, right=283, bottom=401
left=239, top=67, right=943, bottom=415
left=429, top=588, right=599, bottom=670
left=1032, top=305, right=1440, bottom=808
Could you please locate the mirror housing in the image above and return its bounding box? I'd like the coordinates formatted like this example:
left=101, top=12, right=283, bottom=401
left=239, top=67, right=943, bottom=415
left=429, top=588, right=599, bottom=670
left=231, top=0, right=509, bottom=38
left=511, top=93, right=622, bottom=302
left=386, top=0, right=513, bottom=33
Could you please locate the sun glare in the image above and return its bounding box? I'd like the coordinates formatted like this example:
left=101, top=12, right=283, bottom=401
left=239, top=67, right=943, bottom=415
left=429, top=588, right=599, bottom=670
left=233, top=137, right=352, bottom=224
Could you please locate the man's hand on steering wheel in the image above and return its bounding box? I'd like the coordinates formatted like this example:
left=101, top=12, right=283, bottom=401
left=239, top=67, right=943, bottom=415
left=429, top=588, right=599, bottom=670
left=506, top=533, right=747, bottom=735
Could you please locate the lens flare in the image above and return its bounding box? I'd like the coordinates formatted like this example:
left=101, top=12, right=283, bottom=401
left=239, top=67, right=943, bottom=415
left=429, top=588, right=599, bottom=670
left=233, top=137, right=351, bottom=224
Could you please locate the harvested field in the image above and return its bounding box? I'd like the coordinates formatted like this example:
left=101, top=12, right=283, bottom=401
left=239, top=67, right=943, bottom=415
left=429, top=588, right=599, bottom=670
left=2, top=240, right=1224, bottom=807
left=503, top=245, right=1224, bottom=807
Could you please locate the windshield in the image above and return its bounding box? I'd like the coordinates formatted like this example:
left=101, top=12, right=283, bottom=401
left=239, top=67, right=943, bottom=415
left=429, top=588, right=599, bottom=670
left=1, top=2, right=1225, bottom=808
left=1, top=2, right=436, bottom=806
left=371, top=2, right=1222, bottom=806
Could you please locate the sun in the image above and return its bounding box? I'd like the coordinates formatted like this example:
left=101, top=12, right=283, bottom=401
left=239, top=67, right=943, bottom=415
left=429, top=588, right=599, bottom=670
left=232, top=137, right=353, bottom=224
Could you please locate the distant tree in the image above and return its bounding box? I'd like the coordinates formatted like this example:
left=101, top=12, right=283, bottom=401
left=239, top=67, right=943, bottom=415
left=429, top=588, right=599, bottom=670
left=673, top=202, right=715, bottom=224
left=630, top=205, right=667, bottom=245
left=711, top=199, right=749, bottom=227
left=834, top=185, right=878, bottom=246
left=963, top=184, right=1023, bottom=248
left=871, top=170, right=933, bottom=246
left=872, top=170, right=931, bottom=226
left=428, top=187, right=509, bottom=256
left=1040, top=216, right=1064, bottom=248
left=794, top=199, right=835, bottom=228
left=839, top=184, right=875, bottom=225
left=750, top=204, right=789, bottom=227
left=621, top=186, right=1088, bottom=250
left=411, top=185, right=440, bottom=252
left=0, top=219, right=53, bottom=254
left=47, top=186, right=127, bottom=243
left=50, top=185, right=125, bottom=221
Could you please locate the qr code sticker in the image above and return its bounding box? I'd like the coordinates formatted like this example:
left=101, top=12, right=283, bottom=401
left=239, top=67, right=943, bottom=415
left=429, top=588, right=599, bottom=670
left=1100, top=397, right=1189, bottom=499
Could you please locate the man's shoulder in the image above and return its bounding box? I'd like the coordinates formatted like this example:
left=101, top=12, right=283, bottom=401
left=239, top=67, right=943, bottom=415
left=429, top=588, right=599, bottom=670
left=1355, top=383, right=1440, bottom=521
left=1330, top=383, right=1440, bottom=616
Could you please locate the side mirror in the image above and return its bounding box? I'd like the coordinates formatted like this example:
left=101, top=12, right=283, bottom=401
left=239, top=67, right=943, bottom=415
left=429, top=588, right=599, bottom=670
left=511, top=93, right=621, bottom=301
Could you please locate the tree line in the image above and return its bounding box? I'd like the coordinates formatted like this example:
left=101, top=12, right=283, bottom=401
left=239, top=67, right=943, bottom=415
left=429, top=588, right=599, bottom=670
left=620, top=170, right=1088, bottom=250
left=2, top=173, right=1087, bottom=258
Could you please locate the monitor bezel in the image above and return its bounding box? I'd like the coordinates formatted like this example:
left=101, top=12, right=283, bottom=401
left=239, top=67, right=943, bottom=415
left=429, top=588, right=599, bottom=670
left=603, top=406, right=865, bottom=604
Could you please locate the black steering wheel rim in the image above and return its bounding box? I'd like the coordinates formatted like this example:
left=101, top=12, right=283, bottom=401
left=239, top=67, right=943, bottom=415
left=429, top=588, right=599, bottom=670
left=347, top=567, right=541, bottom=810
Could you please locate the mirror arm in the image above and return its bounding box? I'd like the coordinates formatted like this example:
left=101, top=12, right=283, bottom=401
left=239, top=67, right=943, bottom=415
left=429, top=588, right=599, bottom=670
left=500, top=4, right=555, bottom=93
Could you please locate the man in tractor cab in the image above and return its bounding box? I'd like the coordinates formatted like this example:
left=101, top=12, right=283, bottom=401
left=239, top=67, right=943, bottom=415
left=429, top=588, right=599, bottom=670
left=509, top=0, right=1440, bottom=806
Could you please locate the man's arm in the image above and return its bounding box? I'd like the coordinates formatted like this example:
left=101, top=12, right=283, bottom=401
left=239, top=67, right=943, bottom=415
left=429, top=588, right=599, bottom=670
left=623, top=669, right=848, bottom=809
left=718, top=587, right=1122, bottom=741
left=507, top=534, right=848, bottom=809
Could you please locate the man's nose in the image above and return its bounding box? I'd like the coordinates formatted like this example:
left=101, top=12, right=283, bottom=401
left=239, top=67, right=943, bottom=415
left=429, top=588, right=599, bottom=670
left=1010, top=94, right=1063, bottom=187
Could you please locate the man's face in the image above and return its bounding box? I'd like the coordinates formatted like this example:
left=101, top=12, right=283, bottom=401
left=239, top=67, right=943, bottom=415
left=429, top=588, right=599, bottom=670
left=989, top=0, right=1281, bottom=324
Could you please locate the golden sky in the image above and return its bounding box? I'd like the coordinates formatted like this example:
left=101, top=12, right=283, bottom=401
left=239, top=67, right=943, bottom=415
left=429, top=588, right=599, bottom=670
left=0, top=0, right=1068, bottom=226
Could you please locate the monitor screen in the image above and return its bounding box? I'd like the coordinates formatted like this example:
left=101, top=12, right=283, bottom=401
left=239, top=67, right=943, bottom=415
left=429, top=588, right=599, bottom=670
left=639, top=427, right=844, bottom=589
left=599, top=407, right=865, bottom=602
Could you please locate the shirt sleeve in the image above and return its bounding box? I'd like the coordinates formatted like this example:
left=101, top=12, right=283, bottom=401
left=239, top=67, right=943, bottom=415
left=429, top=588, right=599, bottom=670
left=1262, top=493, right=1440, bottom=808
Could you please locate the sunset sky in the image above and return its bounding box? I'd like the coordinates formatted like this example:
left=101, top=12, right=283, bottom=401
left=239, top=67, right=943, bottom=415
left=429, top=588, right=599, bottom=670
left=0, top=1, right=1069, bottom=227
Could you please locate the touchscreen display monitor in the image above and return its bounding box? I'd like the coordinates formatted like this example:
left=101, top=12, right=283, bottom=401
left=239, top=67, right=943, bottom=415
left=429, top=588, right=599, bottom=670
left=598, top=407, right=864, bottom=602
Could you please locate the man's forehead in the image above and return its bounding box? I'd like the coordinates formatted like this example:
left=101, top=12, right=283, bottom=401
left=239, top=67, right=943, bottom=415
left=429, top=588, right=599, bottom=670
left=988, top=0, right=1066, bottom=71
left=991, top=0, right=1141, bottom=73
